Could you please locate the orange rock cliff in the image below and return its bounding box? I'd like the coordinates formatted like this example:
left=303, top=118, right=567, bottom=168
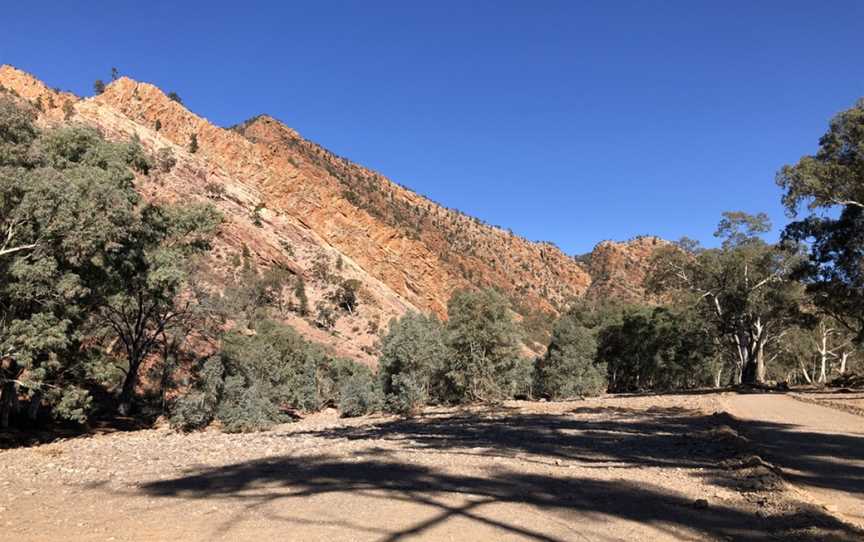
left=0, top=65, right=667, bottom=363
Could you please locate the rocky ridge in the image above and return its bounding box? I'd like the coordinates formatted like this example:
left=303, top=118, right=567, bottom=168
left=0, top=65, right=668, bottom=362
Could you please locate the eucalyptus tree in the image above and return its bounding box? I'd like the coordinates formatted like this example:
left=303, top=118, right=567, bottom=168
left=777, top=98, right=864, bottom=345
left=0, top=95, right=220, bottom=424
left=94, top=202, right=220, bottom=415
left=0, top=98, right=147, bottom=425
left=647, top=212, right=806, bottom=384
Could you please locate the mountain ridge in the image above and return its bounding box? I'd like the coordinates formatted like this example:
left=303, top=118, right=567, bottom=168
left=0, top=64, right=668, bottom=360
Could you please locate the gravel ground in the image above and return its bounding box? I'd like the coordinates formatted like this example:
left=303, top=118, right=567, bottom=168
left=1, top=393, right=861, bottom=541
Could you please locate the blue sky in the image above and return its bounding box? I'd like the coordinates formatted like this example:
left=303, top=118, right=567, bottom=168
left=3, top=1, right=862, bottom=254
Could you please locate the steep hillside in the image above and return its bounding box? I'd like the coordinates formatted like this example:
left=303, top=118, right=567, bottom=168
left=233, top=115, right=593, bottom=315
left=582, top=236, right=669, bottom=302
left=0, top=64, right=665, bottom=362
left=0, top=65, right=416, bottom=364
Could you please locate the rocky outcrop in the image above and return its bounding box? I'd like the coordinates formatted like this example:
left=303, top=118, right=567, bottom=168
left=582, top=236, right=669, bottom=302
left=0, top=65, right=77, bottom=123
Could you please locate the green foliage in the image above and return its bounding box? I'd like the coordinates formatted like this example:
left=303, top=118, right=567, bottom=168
left=48, top=386, right=92, bottom=424
left=170, top=355, right=224, bottom=431
left=172, top=320, right=320, bottom=432
left=220, top=260, right=293, bottom=325
left=443, top=288, right=524, bottom=403
left=534, top=307, right=607, bottom=399
left=167, top=92, right=183, bottom=104
left=777, top=98, right=864, bottom=214
left=216, top=377, right=283, bottom=433
left=95, top=201, right=221, bottom=414
left=171, top=320, right=377, bottom=431
left=170, top=389, right=216, bottom=431
left=508, top=358, right=534, bottom=399
left=598, top=306, right=716, bottom=392
left=647, top=213, right=806, bottom=384
left=332, top=278, right=361, bottom=313
left=385, top=373, right=428, bottom=415
left=93, top=79, right=105, bottom=95
left=0, top=98, right=186, bottom=425
left=294, top=277, right=309, bottom=316
left=156, top=147, right=176, bottom=173
left=337, top=364, right=380, bottom=417
left=315, top=301, right=337, bottom=329
left=378, top=312, right=448, bottom=414
left=251, top=203, right=264, bottom=226
left=188, top=133, right=198, bottom=154
left=0, top=98, right=37, bottom=165
left=778, top=98, right=864, bottom=345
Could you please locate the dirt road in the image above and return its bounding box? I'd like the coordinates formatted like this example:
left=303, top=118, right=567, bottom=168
left=1, top=394, right=861, bottom=541
left=721, top=392, right=864, bottom=528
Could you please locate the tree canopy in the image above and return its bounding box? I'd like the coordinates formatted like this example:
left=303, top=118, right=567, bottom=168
left=778, top=98, right=864, bottom=345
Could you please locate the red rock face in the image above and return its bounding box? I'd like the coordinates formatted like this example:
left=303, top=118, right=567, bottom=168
left=0, top=65, right=665, bottom=363
left=583, top=236, right=669, bottom=302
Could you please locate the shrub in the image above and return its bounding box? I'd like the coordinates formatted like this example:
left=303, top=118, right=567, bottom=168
left=156, top=147, right=176, bottom=173
left=444, top=289, right=524, bottom=403
left=171, top=390, right=215, bottom=431
left=216, top=378, right=282, bottom=433
left=312, top=254, right=331, bottom=283
left=251, top=203, right=264, bottom=227
left=47, top=386, right=92, bottom=424
left=170, top=320, right=335, bottom=432
left=93, top=79, right=106, bottom=95
left=332, top=278, right=361, bottom=313
left=170, top=355, right=225, bottom=431
left=294, top=277, right=309, bottom=316
left=125, top=138, right=152, bottom=175
left=598, top=307, right=716, bottom=393
left=508, top=358, right=535, bottom=399
left=534, top=311, right=607, bottom=399
left=315, top=301, right=337, bottom=329
left=385, top=372, right=427, bottom=415
left=188, top=133, right=198, bottom=154
left=338, top=369, right=380, bottom=417
left=280, top=239, right=295, bottom=257
left=378, top=312, right=448, bottom=413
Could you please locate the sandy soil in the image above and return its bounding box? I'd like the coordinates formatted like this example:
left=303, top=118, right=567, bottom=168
left=1, top=393, right=861, bottom=541
left=792, top=389, right=864, bottom=417
left=721, top=392, right=864, bottom=529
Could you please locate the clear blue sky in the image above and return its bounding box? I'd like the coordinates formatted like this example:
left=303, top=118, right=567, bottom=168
left=3, top=2, right=862, bottom=254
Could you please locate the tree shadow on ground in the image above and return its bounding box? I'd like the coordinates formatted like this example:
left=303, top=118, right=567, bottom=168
left=285, top=406, right=743, bottom=470
left=284, top=402, right=864, bottom=499
left=729, top=416, right=864, bottom=499
left=137, top=405, right=862, bottom=541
